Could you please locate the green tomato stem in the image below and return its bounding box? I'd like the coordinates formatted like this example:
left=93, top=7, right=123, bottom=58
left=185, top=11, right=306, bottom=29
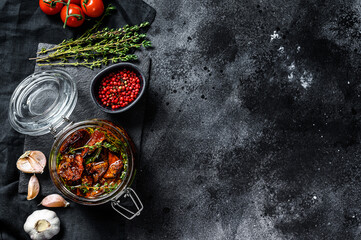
left=63, top=3, right=83, bottom=28
left=43, top=0, right=64, bottom=8
left=63, top=1, right=71, bottom=28
left=82, top=0, right=88, bottom=11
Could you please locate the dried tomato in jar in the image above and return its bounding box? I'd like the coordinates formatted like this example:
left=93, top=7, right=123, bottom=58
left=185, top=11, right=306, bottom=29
left=56, top=127, right=128, bottom=198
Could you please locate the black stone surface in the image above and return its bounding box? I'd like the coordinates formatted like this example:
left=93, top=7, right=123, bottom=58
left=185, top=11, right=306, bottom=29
left=3, top=0, right=361, bottom=239
left=126, top=0, right=361, bottom=239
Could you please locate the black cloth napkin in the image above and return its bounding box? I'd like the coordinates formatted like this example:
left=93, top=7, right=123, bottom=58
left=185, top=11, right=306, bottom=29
left=17, top=46, right=151, bottom=239
left=0, top=1, right=155, bottom=239
left=18, top=43, right=151, bottom=196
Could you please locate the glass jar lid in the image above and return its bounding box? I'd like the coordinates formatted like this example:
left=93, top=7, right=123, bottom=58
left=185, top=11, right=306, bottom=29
left=8, top=69, right=77, bottom=136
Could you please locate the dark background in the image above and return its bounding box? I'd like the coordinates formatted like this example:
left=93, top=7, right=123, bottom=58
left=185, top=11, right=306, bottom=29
left=2, top=0, right=361, bottom=239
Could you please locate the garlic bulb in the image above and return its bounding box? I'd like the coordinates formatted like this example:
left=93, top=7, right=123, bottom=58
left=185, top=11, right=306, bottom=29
left=27, top=175, right=40, bottom=200
left=40, top=194, right=70, bottom=208
left=23, top=209, right=60, bottom=240
left=17, top=151, right=46, bottom=174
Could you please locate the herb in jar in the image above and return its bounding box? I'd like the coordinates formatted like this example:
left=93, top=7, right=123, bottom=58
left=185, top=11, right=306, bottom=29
left=57, top=128, right=128, bottom=198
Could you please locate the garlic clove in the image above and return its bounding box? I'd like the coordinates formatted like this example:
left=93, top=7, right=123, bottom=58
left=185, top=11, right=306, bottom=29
left=28, top=157, right=45, bottom=173
left=29, top=151, right=46, bottom=170
left=40, top=194, right=70, bottom=208
left=27, top=175, right=40, bottom=200
left=17, top=150, right=46, bottom=174
left=16, top=158, right=34, bottom=173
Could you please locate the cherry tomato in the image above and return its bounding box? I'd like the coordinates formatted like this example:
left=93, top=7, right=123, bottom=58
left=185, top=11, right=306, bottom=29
left=63, top=0, right=81, bottom=5
left=60, top=4, right=85, bottom=28
left=81, top=0, right=104, bottom=18
left=39, top=0, right=64, bottom=15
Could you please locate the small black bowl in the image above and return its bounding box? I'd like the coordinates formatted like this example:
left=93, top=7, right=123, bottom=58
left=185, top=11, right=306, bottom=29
left=90, top=63, right=146, bottom=113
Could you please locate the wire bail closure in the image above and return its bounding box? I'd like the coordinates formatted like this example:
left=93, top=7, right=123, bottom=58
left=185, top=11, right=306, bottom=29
left=49, top=116, right=73, bottom=138
left=111, top=188, right=143, bottom=220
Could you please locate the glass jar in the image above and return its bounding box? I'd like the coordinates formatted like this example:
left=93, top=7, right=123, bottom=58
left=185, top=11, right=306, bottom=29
left=9, top=70, right=143, bottom=219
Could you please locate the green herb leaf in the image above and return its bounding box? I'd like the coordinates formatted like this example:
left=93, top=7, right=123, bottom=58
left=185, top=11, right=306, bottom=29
left=69, top=182, right=119, bottom=194
left=102, top=142, right=119, bottom=152
left=32, top=21, right=151, bottom=69
left=85, top=147, right=102, bottom=165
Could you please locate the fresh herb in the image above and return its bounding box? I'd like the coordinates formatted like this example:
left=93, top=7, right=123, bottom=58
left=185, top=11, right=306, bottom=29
left=84, top=147, right=102, bottom=165
left=102, top=142, right=119, bottom=152
left=68, top=141, right=102, bottom=154
left=81, top=183, right=90, bottom=193
left=104, top=182, right=119, bottom=193
left=30, top=20, right=151, bottom=69
left=68, top=141, right=118, bottom=154
left=56, top=153, right=62, bottom=166
left=87, top=127, right=95, bottom=134
left=121, top=155, right=128, bottom=180
left=120, top=170, right=127, bottom=180
left=101, top=130, right=122, bottom=148
left=66, top=182, right=119, bottom=194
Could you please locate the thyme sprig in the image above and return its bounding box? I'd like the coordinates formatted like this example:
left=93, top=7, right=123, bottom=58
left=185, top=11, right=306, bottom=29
left=67, top=182, right=119, bottom=194
left=68, top=141, right=119, bottom=154
left=85, top=147, right=102, bottom=165
left=68, top=141, right=102, bottom=153
left=31, top=21, right=151, bottom=69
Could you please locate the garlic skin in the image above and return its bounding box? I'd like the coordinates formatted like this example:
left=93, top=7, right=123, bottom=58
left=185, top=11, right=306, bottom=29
left=24, top=209, right=60, bottom=240
left=41, top=194, right=70, bottom=208
left=27, top=175, right=40, bottom=200
left=17, top=151, right=46, bottom=174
